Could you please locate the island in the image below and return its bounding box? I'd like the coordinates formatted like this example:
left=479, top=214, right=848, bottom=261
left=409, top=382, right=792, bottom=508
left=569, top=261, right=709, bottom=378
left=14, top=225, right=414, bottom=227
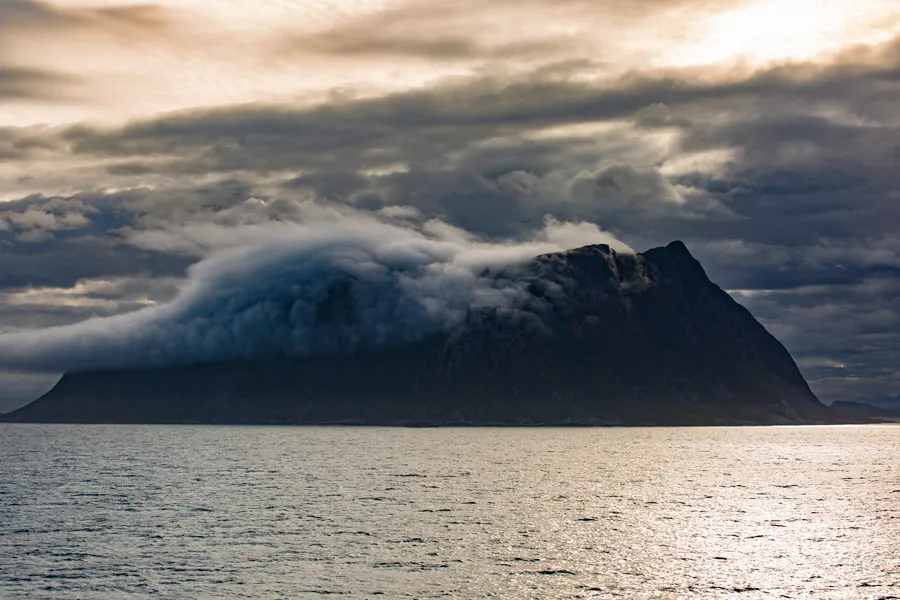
left=1, top=241, right=856, bottom=425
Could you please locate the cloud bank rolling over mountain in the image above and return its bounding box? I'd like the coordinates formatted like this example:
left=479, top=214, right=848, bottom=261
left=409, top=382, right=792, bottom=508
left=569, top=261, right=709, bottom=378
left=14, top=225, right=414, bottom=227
left=0, top=209, right=630, bottom=373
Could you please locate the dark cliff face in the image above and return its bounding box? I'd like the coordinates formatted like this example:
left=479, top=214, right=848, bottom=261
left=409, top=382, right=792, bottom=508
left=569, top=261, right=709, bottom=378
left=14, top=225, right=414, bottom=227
left=2, top=241, right=850, bottom=425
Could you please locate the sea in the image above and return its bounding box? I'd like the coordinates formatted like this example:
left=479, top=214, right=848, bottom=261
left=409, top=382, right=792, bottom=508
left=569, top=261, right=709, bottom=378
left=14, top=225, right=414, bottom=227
left=1, top=424, right=898, bottom=599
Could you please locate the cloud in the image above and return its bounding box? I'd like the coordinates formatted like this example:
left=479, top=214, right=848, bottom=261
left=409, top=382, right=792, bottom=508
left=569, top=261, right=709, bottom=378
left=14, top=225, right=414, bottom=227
left=568, top=164, right=685, bottom=205
left=0, top=0, right=170, bottom=36
left=0, top=35, right=883, bottom=192
left=2, top=203, right=92, bottom=242
left=0, top=369, right=58, bottom=414
left=279, top=0, right=565, bottom=62
left=1, top=22, right=899, bottom=403
left=0, top=67, right=80, bottom=101
left=0, top=210, right=629, bottom=373
left=2, top=0, right=897, bottom=128
left=730, top=276, right=900, bottom=403
left=0, top=276, right=179, bottom=312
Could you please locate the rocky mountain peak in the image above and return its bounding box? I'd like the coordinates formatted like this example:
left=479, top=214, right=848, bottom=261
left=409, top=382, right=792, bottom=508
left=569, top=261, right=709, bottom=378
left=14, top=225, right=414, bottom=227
left=2, top=241, right=854, bottom=426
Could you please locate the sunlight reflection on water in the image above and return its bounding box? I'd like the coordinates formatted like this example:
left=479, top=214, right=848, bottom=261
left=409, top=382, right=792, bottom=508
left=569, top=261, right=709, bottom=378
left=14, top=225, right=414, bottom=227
left=1, top=424, right=898, bottom=599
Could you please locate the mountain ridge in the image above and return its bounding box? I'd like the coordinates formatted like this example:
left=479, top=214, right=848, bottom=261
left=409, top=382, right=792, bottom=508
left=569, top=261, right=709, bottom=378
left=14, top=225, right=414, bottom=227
left=1, top=241, right=856, bottom=425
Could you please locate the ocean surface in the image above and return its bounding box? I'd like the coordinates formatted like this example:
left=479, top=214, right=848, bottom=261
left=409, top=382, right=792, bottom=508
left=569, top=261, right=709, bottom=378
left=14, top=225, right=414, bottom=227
left=1, top=425, right=898, bottom=599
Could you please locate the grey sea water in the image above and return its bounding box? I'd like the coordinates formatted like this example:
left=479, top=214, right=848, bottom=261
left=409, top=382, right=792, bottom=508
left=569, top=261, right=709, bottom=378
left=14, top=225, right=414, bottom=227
left=1, top=424, right=898, bottom=599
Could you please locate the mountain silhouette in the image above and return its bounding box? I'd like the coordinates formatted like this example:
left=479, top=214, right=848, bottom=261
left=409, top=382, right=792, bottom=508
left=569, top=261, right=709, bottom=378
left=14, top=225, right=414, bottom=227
left=2, top=241, right=851, bottom=425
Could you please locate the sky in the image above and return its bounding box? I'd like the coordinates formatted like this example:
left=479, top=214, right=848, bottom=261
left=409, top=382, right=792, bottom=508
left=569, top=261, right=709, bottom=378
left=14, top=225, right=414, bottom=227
left=1, top=0, right=899, bottom=411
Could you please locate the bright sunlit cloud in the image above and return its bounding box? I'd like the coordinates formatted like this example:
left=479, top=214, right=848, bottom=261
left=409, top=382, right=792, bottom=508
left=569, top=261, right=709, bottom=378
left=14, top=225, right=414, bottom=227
left=668, top=0, right=900, bottom=67
left=3, top=0, right=899, bottom=126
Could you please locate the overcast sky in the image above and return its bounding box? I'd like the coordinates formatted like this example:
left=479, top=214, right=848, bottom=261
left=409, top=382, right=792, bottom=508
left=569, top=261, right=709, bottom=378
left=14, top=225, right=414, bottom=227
left=1, top=0, right=899, bottom=411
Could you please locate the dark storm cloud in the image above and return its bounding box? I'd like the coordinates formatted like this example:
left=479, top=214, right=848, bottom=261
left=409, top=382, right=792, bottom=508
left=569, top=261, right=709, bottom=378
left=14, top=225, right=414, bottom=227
left=24, top=38, right=890, bottom=184
left=0, top=275, right=181, bottom=344
left=2, top=44, right=896, bottom=246
left=55, top=78, right=699, bottom=164
left=0, top=237, right=192, bottom=290
left=732, top=277, right=900, bottom=404
left=4, top=43, right=897, bottom=233
left=0, top=192, right=193, bottom=289
left=335, top=162, right=709, bottom=238
left=0, top=181, right=286, bottom=293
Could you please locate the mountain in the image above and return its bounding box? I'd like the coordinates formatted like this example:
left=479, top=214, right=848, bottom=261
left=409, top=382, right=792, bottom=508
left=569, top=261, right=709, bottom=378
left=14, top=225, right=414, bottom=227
left=1, top=241, right=853, bottom=425
left=841, top=394, right=900, bottom=411
left=831, top=401, right=900, bottom=421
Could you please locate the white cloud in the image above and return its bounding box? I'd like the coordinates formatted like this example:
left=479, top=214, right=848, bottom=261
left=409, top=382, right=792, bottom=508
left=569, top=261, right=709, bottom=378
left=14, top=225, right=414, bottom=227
left=0, top=208, right=628, bottom=372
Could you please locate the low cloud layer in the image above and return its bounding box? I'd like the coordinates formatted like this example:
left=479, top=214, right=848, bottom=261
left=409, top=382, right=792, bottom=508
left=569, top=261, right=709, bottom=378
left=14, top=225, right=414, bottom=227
left=0, top=211, right=628, bottom=373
